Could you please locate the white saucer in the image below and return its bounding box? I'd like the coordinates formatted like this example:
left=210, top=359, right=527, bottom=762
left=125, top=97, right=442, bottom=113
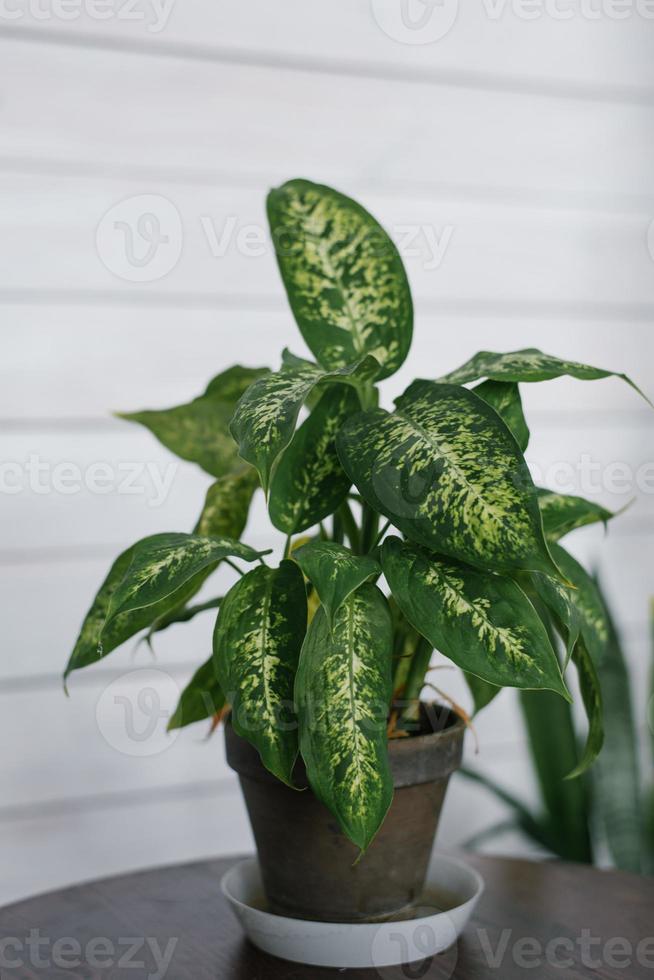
left=221, top=851, right=484, bottom=969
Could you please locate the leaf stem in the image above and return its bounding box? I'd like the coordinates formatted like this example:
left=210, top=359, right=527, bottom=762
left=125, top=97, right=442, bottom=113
left=338, top=501, right=361, bottom=554
left=397, top=636, right=433, bottom=728
left=224, top=558, right=245, bottom=578
left=283, top=534, right=293, bottom=560
left=369, top=519, right=391, bottom=553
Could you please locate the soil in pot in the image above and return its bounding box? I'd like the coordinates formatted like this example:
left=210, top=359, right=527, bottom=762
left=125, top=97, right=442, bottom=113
left=224, top=703, right=465, bottom=923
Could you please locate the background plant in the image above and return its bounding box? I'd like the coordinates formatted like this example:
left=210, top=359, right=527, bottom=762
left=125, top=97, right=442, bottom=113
left=66, top=179, right=649, bottom=852
left=461, top=585, right=654, bottom=875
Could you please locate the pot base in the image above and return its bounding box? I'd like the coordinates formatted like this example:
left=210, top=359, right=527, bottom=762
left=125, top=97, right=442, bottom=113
left=221, top=852, right=484, bottom=969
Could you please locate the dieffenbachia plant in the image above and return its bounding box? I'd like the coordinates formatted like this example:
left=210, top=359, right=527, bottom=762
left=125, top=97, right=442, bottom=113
left=66, top=178, right=649, bottom=852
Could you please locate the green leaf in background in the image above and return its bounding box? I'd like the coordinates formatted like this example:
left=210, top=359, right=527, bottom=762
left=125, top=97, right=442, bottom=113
left=105, top=533, right=269, bottom=626
left=548, top=543, right=609, bottom=666
left=213, top=561, right=307, bottom=785
left=268, top=386, right=358, bottom=534
left=293, top=540, right=381, bottom=627
left=566, top=639, right=604, bottom=779
left=592, top=583, right=643, bottom=873
left=194, top=468, right=259, bottom=539
left=168, top=656, right=226, bottom=732
left=381, top=537, right=568, bottom=698
left=338, top=381, right=562, bottom=580
left=295, top=584, right=393, bottom=850
left=464, top=672, right=501, bottom=715
left=117, top=365, right=269, bottom=478
left=537, top=489, right=615, bottom=542
left=473, top=380, right=529, bottom=452
left=267, top=179, right=413, bottom=381
left=438, top=348, right=648, bottom=402
left=519, top=686, right=593, bottom=862
left=230, top=356, right=380, bottom=493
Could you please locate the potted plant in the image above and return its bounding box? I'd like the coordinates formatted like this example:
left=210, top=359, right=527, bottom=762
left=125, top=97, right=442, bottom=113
left=66, top=179, right=647, bottom=923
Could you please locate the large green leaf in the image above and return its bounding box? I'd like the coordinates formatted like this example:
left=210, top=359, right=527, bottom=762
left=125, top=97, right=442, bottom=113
left=295, top=584, right=393, bottom=850
left=527, top=571, right=581, bottom=666
left=464, top=672, right=501, bottom=715
left=117, top=365, right=269, bottom=477
left=474, top=380, right=529, bottom=452
left=267, top=179, right=413, bottom=381
left=338, top=381, right=561, bottom=579
left=230, top=356, right=380, bottom=494
left=268, top=386, right=357, bottom=534
left=567, top=639, right=604, bottom=779
left=213, top=561, right=307, bottom=785
left=438, top=348, right=647, bottom=401
left=168, top=656, right=225, bottom=732
left=592, top=584, right=643, bottom=873
left=537, top=490, right=615, bottom=542
left=105, top=533, right=269, bottom=626
left=194, top=468, right=259, bottom=539
left=381, top=537, right=568, bottom=698
left=293, top=540, right=380, bottom=627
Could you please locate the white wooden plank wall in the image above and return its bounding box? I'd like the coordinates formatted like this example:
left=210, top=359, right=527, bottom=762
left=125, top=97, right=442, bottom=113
left=1, top=2, right=653, bottom=905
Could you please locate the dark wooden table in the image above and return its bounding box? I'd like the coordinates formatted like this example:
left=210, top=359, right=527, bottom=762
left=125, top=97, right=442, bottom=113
left=0, top=853, right=652, bottom=978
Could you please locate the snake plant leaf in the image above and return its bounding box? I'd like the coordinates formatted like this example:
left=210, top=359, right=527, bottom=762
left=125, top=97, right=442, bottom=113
left=438, top=348, right=648, bottom=402
left=105, top=533, right=269, bottom=626
left=592, top=585, right=643, bottom=873
left=566, top=639, right=604, bottom=779
left=464, top=672, right=501, bottom=715
left=267, top=179, right=413, bottom=381
left=213, top=561, right=307, bottom=785
left=381, top=537, right=569, bottom=698
left=65, top=541, right=207, bottom=679
left=268, top=386, right=358, bottom=534
left=473, top=380, right=529, bottom=452
left=195, top=468, right=259, bottom=539
left=168, top=656, right=225, bottom=731
left=295, top=584, right=393, bottom=850
left=293, top=540, right=381, bottom=627
left=229, top=355, right=380, bottom=493
left=537, top=490, right=615, bottom=542
left=338, top=381, right=562, bottom=580
left=117, top=365, right=269, bottom=478
left=548, top=543, right=609, bottom=667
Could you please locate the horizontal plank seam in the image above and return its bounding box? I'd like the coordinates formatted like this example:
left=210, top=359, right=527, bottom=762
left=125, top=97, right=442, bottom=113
left=1, top=25, right=654, bottom=107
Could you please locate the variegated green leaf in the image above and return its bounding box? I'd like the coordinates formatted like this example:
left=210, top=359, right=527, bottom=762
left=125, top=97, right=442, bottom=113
left=537, top=489, right=615, bottom=541
left=65, top=541, right=206, bottom=679
left=168, top=656, right=225, bottom=731
left=105, top=533, right=269, bottom=626
left=293, top=540, right=381, bottom=627
left=527, top=571, right=581, bottom=666
left=118, top=365, right=269, bottom=478
left=267, top=179, right=413, bottom=380
left=381, top=537, right=569, bottom=698
left=338, top=381, right=562, bottom=579
left=268, top=386, right=357, bottom=534
left=195, top=468, right=259, bottom=539
left=213, top=561, right=307, bottom=785
left=230, top=356, right=379, bottom=493
left=474, top=380, right=529, bottom=451
left=566, top=639, right=604, bottom=779
left=295, top=584, right=393, bottom=850
left=548, top=543, right=609, bottom=666
left=438, top=348, right=648, bottom=402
